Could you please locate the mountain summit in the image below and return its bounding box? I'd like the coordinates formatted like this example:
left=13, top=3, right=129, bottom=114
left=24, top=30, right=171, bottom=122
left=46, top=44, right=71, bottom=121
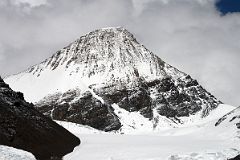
left=6, top=27, right=182, bottom=102
left=5, top=27, right=222, bottom=132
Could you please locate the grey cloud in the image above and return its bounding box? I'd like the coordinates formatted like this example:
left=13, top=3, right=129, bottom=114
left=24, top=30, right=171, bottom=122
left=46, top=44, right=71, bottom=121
left=0, top=0, right=239, bottom=106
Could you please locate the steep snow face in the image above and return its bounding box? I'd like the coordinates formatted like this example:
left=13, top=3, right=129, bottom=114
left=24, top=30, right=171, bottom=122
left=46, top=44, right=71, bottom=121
left=5, top=27, right=184, bottom=103
left=215, top=106, right=240, bottom=130
left=0, top=145, right=36, bottom=160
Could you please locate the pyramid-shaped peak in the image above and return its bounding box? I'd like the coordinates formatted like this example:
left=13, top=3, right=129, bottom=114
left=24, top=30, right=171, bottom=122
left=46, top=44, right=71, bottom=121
left=15, top=26, right=151, bottom=79
left=4, top=26, right=222, bottom=134
left=81, top=26, right=135, bottom=42
left=91, top=26, right=130, bottom=33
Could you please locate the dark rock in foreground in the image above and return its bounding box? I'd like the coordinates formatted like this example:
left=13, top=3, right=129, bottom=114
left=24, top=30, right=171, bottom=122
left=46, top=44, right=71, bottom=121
left=0, top=77, right=80, bottom=160
left=229, top=155, right=240, bottom=160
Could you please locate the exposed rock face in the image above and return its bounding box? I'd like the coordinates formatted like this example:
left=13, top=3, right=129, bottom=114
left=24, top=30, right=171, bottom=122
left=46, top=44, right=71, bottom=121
left=94, top=75, right=220, bottom=119
left=0, top=77, right=80, bottom=159
left=37, top=90, right=121, bottom=131
left=6, top=27, right=221, bottom=131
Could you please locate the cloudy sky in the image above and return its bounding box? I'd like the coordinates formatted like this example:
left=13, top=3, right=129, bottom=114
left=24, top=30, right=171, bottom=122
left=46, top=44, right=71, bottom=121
left=0, top=0, right=239, bottom=106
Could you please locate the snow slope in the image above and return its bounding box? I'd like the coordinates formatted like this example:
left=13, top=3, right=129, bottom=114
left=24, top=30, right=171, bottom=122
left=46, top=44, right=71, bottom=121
left=58, top=104, right=240, bottom=160
left=63, top=133, right=239, bottom=160
left=112, top=103, right=236, bottom=134
left=0, top=145, right=36, bottom=160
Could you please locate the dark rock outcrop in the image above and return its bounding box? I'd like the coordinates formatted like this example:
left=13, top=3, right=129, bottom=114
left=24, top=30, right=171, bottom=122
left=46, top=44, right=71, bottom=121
left=229, top=155, right=240, bottom=160
left=150, top=75, right=221, bottom=118
left=93, top=75, right=220, bottom=120
left=37, top=90, right=121, bottom=131
left=98, top=85, right=153, bottom=119
left=0, top=77, right=80, bottom=160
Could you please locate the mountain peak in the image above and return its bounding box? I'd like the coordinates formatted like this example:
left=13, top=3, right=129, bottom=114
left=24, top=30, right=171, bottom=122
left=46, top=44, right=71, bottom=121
left=91, top=26, right=132, bottom=35
left=5, top=27, right=221, bottom=132
left=78, top=26, right=136, bottom=48
left=5, top=27, right=187, bottom=102
left=74, top=26, right=134, bottom=48
left=25, top=27, right=140, bottom=73
left=19, top=27, right=169, bottom=85
left=92, top=26, right=127, bottom=31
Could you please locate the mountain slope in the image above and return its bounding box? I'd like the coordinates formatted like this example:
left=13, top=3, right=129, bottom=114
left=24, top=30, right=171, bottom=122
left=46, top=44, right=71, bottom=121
left=5, top=27, right=224, bottom=132
left=0, top=77, right=80, bottom=159
left=5, top=27, right=179, bottom=103
left=58, top=104, right=240, bottom=160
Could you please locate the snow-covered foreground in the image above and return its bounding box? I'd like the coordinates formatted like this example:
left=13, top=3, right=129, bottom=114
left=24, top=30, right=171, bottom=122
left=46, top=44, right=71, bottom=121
left=58, top=112, right=240, bottom=160
left=0, top=105, right=238, bottom=160
left=63, top=133, right=239, bottom=160
left=0, top=145, right=36, bottom=160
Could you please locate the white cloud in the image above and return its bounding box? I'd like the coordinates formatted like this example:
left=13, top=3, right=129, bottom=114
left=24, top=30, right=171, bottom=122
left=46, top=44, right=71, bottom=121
left=0, top=0, right=239, bottom=106
left=0, top=44, right=4, bottom=61
left=12, top=0, right=47, bottom=7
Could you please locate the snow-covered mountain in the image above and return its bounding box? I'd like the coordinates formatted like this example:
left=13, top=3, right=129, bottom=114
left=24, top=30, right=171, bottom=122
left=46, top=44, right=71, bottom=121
left=5, top=27, right=227, bottom=132
left=0, top=77, right=80, bottom=159
left=5, top=27, right=184, bottom=102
